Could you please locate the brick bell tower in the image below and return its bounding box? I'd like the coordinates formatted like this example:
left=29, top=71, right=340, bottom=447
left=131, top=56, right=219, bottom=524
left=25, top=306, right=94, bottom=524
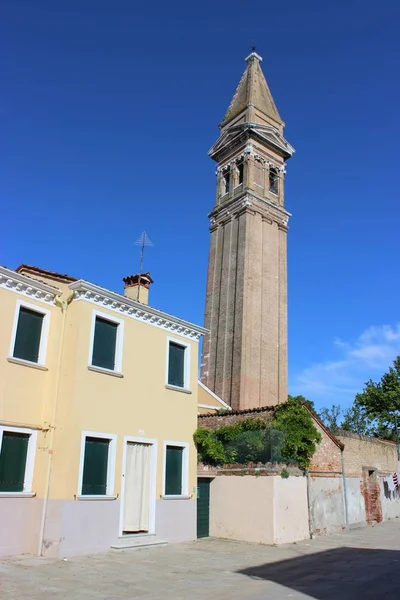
left=200, top=50, right=295, bottom=411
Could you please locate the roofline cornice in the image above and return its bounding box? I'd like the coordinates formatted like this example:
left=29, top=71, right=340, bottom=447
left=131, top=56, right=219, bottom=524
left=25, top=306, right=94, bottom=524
left=0, top=266, right=59, bottom=305
left=68, top=280, right=208, bottom=341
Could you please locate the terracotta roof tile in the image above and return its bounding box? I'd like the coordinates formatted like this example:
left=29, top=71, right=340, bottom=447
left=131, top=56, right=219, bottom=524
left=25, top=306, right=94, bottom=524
left=16, top=264, right=77, bottom=284
left=198, top=405, right=276, bottom=418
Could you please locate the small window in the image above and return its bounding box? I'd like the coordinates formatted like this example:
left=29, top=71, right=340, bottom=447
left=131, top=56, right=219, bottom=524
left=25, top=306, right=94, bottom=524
left=13, top=307, right=44, bottom=363
left=237, top=161, right=244, bottom=185
left=91, top=316, right=119, bottom=371
left=269, top=168, right=279, bottom=194
left=254, top=158, right=264, bottom=188
left=223, top=170, right=230, bottom=194
left=0, top=429, right=35, bottom=493
left=165, top=445, right=184, bottom=495
left=167, top=341, right=187, bottom=388
left=81, top=436, right=113, bottom=496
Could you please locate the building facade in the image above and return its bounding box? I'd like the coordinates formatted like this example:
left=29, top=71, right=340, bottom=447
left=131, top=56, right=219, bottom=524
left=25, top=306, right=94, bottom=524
left=200, top=51, right=295, bottom=411
left=0, top=264, right=206, bottom=557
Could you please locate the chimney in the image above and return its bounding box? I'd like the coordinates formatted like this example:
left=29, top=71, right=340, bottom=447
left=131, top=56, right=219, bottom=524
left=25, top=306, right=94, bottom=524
left=123, top=273, right=154, bottom=305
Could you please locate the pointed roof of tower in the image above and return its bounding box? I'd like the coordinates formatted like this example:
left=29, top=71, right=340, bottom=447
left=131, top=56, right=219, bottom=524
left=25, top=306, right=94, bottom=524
left=222, top=51, right=283, bottom=127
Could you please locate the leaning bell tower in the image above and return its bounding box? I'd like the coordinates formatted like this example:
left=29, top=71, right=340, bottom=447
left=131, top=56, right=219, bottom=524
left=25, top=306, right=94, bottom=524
left=200, top=51, right=295, bottom=411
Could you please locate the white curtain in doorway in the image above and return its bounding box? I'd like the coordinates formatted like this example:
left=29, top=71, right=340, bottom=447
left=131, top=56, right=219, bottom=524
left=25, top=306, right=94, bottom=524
left=123, top=442, right=151, bottom=532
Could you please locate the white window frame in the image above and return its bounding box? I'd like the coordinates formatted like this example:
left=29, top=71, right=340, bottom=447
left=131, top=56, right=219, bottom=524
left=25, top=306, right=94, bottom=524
left=77, top=430, right=117, bottom=499
left=162, top=441, right=189, bottom=498
left=165, top=336, right=191, bottom=391
left=88, top=310, right=124, bottom=375
left=0, top=425, right=37, bottom=495
left=9, top=300, right=51, bottom=367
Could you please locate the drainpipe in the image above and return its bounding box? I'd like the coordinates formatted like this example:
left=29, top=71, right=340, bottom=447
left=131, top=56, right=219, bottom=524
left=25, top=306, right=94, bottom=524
left=341, top=449, right=349, bottom=530
left=37, top=291, right=74, bottom=556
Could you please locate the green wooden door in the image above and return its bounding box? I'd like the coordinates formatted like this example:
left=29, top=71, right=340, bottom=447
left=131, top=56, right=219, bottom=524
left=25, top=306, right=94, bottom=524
left=197, top=478, right=211, bottom=538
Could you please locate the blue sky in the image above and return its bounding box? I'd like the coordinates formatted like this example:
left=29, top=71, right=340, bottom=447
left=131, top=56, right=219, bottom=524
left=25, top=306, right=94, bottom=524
left=2, top=0, right=400, bottom=410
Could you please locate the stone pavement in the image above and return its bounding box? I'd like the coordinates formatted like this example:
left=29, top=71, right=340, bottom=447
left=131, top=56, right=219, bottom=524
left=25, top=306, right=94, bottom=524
left=1, top=521, right=400, bottom=599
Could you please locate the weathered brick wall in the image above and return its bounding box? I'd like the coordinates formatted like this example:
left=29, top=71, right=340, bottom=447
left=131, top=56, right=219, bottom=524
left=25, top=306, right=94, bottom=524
left=361, top=473, right=383, bottom=524
left=198, top=408, right=274, bottom=431
left=309, top=420, right=342, bottom=473
left=198, top=463, right=303, bottom=477
left=337, top=430, right=398, bottom=477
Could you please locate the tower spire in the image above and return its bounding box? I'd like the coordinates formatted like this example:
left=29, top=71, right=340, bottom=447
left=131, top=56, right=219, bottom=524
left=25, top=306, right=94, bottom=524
left=201, top=52, right=295, bottom=411
left=221, top=50, right=283, bottom=128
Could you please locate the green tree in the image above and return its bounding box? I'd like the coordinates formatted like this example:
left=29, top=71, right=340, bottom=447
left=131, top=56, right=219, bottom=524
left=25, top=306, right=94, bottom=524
left=319, top=405, right=342, bottom=434
left=272, top=397, right=322, bottom=469
left=354, top=356, right=400, bottom=440
left=341, top=404, right=372, bottom=435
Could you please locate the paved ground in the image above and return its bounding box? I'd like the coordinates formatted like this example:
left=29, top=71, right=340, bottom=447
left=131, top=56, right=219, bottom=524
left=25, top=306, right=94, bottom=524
left=1, top=521, right=400, bottom=599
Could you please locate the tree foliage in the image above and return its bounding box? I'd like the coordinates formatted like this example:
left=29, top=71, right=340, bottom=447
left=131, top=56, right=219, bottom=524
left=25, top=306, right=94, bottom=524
left=354, top=356, right=400, bottom=440
left=341, top=404, right=372, bottom=435
left=194, top=418, right=278, bottom=466
left=272, top=397, right=322, bottom=469
left=288, top=394, right=317, bottom=415
left=319, top=405, right=342, bottom=434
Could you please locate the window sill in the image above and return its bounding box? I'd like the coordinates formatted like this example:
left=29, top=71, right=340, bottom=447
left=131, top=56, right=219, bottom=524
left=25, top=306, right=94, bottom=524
left=165, top=384, right=192, bottom=395
left=75, top=495, right=117, bottom=501
left=161, top=495, right=192, bottom=500
left=0, top=492, right=36, bottom=498
left=7, top=357, right=48, bottom=371
left=88, top=365, right=123, bottom=378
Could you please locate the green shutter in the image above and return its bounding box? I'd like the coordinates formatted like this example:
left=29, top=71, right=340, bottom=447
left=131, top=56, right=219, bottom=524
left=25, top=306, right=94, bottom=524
left=0, top=432, right=30, bottom=492
left=165, top=445, right=183, bottom=495
left=92, top=317, right=118, bottom=370
left=82, top=437, right=109, bottom=495
left=13, top=307, right=44, bottom=363
left=168, top=343, right=185, bottom=388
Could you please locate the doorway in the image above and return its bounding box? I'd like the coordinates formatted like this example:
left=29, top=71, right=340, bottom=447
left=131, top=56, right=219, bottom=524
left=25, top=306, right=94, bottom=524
left=362, top=467, right=382, bottom=525
left=197, top=478, right=211, bottom=538
left=120, top=439, right=157, bottom=536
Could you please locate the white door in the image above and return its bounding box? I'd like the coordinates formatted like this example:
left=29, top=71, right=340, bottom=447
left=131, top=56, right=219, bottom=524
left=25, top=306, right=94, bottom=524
left=123, top=442, right=152, bottom=533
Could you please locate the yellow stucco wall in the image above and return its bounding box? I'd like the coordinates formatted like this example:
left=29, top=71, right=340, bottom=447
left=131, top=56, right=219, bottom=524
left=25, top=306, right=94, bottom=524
left=197, top=382, right=228, bottom=414
left=0, top=278, right=200, bottom=504
left=49, top=298, right=199, bottom=500
left=0, top=285, right=64, bottom=496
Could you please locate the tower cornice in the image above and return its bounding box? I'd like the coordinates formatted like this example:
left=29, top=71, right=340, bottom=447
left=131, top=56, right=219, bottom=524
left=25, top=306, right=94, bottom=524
left=209, top=191, right=290, bottom=229
left=209, top=122, right=295, bottom=163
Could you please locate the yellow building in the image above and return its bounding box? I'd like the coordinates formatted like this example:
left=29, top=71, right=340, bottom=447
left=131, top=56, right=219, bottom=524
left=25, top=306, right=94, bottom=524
left=0, top=264, right=207, bottom=557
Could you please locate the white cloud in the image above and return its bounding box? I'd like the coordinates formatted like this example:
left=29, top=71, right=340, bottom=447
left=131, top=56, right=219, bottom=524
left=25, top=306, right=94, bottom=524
left=290, top=324, right=400, bottom=408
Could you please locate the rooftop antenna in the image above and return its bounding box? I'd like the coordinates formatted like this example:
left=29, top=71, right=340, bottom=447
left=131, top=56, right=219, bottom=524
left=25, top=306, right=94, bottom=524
left=134, top=231, right=154, bottom=301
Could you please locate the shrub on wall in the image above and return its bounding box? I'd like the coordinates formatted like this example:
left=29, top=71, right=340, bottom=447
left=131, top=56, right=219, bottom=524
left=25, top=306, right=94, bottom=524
left=272, top=398, right=322, bottom=469
left=195, top=400, right=322, bottom=469
left=194, top=418, right=283, bottom=466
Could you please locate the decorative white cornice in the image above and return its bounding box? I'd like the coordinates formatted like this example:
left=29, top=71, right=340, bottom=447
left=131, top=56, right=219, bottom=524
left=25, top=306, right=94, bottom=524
left=0, top=267, right=58, bottom=305
left=209, top=121, right=295, bottom=163
left=68, top=281, right=208, bottom=341
left=210, top=192, right=291, bottom=225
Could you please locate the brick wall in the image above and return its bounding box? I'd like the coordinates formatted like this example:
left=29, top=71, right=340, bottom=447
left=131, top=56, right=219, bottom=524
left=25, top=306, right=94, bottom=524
left=309, top=421, right=342, bottom=474
left=198, top=408, right=274, bottom=431
left=337, top=430, right=398, bottom=477
left=198, top=408, right=343, bottom=474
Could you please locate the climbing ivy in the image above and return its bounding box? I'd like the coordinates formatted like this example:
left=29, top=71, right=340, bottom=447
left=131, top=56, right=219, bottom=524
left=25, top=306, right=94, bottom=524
left=272, top=398, right=322, bottom=470
left=194, top=399, right=322, bottom=470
